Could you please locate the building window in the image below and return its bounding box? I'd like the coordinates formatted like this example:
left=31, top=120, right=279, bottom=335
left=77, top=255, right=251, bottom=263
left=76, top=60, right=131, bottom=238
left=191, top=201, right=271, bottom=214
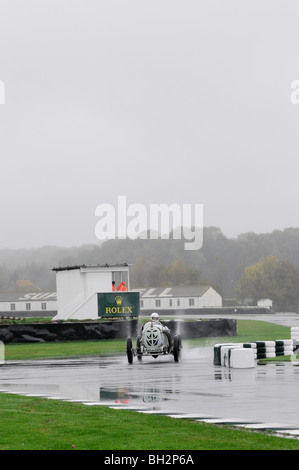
left=155, top=299, right=161, bottom=307
left=10, top=303, right=15, bottom=311
left=26, top=303, right=31, bottom=311
left=169, top=299, right=172, bottom=307
left=41, top=303, right=47, bottom=310
left=189, top=298, right=195, bottom=307
left=177, top=299, right=180, bottom=306
left=140, top=300, right=143, bottom=308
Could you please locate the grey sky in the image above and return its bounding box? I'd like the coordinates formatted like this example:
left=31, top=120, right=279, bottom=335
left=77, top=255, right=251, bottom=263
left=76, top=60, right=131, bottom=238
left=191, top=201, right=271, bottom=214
left=0, top=0, right=299, bottom=248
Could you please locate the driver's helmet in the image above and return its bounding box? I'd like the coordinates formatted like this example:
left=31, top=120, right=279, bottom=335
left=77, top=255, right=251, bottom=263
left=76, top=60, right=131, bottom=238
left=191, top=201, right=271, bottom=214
left=151, top=312, right=159, bottom=321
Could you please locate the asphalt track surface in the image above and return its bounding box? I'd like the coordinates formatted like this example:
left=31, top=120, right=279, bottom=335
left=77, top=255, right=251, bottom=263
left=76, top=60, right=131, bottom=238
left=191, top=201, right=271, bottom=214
left=1, top=313, right=299, bottom=438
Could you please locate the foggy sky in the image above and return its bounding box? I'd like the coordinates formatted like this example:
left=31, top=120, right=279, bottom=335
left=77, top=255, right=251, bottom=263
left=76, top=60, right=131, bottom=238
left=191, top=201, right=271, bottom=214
left=0, top=0, right=299, bottom=248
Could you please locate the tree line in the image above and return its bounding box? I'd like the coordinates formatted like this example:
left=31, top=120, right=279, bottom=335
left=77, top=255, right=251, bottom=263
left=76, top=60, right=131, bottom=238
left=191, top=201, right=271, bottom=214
left=1, top=226, right=299, bottom=309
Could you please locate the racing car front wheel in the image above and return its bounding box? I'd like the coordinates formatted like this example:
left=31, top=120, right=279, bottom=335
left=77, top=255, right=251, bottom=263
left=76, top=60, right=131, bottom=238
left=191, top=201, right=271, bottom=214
left=173, top=334, right=181, bottom=363
left=126, top=337, right=133, bottom=364
left=136, top=336, right=142, bottom=361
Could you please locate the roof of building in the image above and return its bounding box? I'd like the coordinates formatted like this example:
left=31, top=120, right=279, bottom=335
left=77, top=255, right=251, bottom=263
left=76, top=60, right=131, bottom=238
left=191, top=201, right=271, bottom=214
left=132, top=285, right=213, bottom=298
left=0, top=292, right=57, bottom=302
left=52, top=263, right=129, bottom=272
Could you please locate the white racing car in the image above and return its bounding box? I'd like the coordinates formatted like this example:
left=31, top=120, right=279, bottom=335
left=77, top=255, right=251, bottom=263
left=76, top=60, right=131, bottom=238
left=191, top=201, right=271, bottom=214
left=126, top=313, right=182, bottom=364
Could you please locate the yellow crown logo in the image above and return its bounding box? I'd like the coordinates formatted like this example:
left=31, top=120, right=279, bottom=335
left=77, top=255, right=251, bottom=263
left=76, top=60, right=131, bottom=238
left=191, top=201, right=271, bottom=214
left=115, top=295, right=123, bottom=306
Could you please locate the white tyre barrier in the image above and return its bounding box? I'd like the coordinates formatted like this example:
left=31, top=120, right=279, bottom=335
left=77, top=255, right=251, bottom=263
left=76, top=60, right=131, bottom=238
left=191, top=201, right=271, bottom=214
left=243, top=343, right=257, bottom=359
left=214, top=343, right=256, bottom=367
left=229, top=348, right=255, bottom=368
left=282, top=349, right=293, bottom=355
left=221, top=345, right=243, bottom=367
left=214, top=338, right=294, bottom=367
left=291, top=327, right=299, bottom=342
left=213, top=343, right=243, bottom=366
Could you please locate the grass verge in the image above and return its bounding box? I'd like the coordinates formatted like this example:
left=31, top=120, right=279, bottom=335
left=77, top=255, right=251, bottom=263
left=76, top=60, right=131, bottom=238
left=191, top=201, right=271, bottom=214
left=4, top=339, right=126, bottom=360
left=0, top=393, right=299, bottom=450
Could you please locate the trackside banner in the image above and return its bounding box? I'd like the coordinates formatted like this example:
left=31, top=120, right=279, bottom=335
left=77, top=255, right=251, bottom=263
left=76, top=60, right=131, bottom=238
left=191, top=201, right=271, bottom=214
left=98, top=292, right=140, bottom=318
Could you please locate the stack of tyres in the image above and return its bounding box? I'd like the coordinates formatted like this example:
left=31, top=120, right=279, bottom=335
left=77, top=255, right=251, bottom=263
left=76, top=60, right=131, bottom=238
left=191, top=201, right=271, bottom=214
left=243, top=343, right=257, bottom=359
left=256, top=341, right=276, bottom=359
left=213, top=339, right=294, bottom=367
left=275, top=339, right=293, bottom=356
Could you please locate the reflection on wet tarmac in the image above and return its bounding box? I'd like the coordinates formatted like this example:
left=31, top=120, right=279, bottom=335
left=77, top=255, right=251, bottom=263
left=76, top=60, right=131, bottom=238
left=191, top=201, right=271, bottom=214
left=99, top=385, right=173, bottom=404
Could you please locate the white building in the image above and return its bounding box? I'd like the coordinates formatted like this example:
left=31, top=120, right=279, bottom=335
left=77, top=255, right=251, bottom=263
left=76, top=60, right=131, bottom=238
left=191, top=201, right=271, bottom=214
left=133, top=285, right=222, bottom=311
left=0, top=292, right=57, bottom=315
left=257, top=298, right=273, bottom=309
left=0, top=279, right=222, bottom=318
left=52, top=263, right=134, bottom=320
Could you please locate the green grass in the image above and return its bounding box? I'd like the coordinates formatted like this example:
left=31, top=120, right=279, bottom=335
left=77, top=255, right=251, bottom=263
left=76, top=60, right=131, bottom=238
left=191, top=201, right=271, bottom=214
left=189, top=319, right=290, bottom=346
left=4, top=339, right=126, bottom=361
left=0, top=393, right=299, bottom=450
left=235, top=319, right=291, bottom=343
left=0, top=317, right=53, bottom=324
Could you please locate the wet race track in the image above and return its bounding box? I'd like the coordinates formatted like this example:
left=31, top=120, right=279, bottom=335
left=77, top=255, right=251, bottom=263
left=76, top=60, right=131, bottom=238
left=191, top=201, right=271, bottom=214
left=2, top=320, right=299, bottom=438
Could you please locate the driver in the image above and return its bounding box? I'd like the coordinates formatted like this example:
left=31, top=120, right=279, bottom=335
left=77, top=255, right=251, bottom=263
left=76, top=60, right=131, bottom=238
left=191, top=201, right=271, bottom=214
left=149, top=312, right=172, bottom=348
left=150, top=312, right=159, bottom=321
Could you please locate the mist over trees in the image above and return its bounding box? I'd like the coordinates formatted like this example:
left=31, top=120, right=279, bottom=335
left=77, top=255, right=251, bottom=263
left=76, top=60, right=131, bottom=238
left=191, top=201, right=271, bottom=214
left=235, top=255, right=299, bottom=310
left=1, top=226, right=299, bottom=309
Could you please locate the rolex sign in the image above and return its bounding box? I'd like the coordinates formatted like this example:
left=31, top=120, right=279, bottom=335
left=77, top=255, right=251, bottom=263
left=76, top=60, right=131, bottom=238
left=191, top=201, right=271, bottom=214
left=97, top=292, right=140, bottom=318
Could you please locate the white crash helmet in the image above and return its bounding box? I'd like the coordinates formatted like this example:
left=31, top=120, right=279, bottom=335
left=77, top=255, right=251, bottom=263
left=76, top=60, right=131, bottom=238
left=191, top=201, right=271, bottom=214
left=151, top=312, right=159, bottom=321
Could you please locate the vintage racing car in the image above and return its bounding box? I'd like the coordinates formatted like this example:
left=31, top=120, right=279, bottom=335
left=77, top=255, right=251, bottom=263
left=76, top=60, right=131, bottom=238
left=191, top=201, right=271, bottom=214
left=126, top=313, right=182, bottom=363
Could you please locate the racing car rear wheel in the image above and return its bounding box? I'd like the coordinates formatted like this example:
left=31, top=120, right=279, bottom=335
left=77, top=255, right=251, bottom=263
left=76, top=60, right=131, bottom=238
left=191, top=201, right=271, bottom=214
left=173, top=334, right=181, bottom=362
left=126, top=337, right=133, bottom=364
